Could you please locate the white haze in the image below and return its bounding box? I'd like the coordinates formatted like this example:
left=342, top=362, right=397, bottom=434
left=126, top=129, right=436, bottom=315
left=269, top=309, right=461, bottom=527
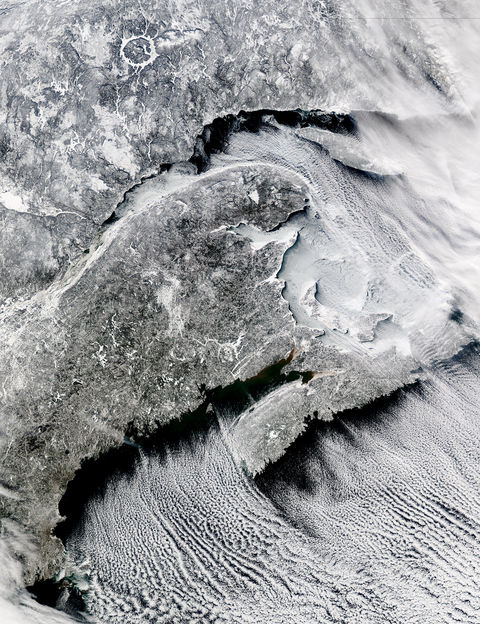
left=0, top=531, right=76, bottom=624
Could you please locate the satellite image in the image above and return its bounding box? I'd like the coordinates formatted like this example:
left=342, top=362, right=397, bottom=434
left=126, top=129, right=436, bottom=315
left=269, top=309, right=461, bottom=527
left=0, top=1, right=479, bottom=622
